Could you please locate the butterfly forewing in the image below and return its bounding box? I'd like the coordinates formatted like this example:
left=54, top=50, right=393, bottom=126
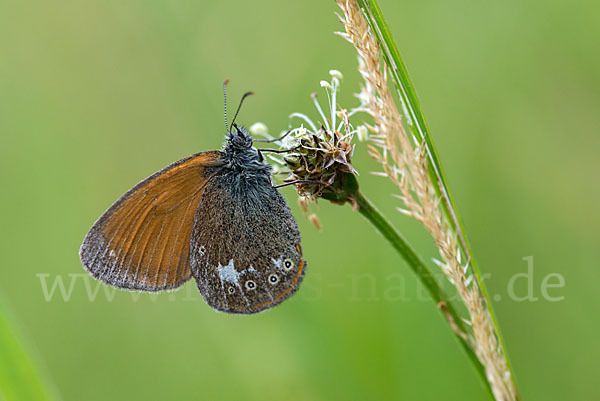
left=189, top=171, right=306, bottom=314
left=80, top=151, right=223, bottom=291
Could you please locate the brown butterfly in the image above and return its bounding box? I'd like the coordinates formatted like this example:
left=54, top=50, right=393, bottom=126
left=79, top=83, right=306, bottom=314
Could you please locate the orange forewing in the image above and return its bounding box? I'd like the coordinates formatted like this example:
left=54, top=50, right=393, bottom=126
left=80, top=151, right=223, bottom=291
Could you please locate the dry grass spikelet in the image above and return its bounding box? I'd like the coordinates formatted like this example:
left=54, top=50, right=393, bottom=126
left=336, top=1, right=518, bottom=400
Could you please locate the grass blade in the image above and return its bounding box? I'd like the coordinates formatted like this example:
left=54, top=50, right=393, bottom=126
left=0, top=298, right=59, bottom=401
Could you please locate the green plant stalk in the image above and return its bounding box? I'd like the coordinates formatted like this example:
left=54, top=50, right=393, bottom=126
left=321, top=173, right=493, bottom=398
left=353, top=190, right=494, bottom=400
left=354, top=0, right=519, bottom=395
left=0, top=299, right=58, bottom=401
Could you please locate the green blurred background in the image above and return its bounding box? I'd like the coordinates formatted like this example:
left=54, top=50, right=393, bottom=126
left=1, top=0, right=598, bottom=400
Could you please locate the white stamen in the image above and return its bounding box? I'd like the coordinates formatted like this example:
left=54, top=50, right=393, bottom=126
left=320, top=80, right=333, bottom=90
left=312, top=94, right=331, bottom=131
left=356, top=125, right=368, bottom=142
left=329, top=69, right=343, bottom=80
left=289, top=112, right=318, bottom=132
left=249, top=122, right=269, bottom=136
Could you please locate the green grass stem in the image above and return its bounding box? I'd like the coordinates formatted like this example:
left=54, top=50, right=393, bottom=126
left=354, top=190, right=494, bottom=399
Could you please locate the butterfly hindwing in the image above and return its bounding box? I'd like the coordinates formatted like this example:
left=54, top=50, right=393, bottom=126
left=189, top=169, right=306, bottom=314
left=80, top=151, right=223, bottom=291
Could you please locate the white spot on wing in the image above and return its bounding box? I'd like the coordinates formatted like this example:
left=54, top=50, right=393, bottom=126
left=272, top=255, right=284, bottom=271
left=217, top=259, right=240, bottom=285
left=217, top=261, right=257, bottom=286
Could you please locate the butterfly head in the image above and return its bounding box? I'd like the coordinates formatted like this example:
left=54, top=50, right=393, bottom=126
left=226, top=123, right=253, bottom=150
left=222, top=123, right=268, bottom=172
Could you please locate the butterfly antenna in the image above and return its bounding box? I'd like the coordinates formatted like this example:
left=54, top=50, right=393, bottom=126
left=229, top=91, right=254, bottom=133
left=223, top=79, right=230, bottom=133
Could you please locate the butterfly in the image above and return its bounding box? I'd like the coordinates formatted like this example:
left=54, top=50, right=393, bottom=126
left=79, top=82, right=306, bottom=314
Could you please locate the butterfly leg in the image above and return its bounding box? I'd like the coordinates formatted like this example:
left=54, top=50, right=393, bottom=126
left=258, top=145, right=302, bottom=154
left=273, top=180, right=323, bottom=189
left=253, top=130, right=292, bottom=143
